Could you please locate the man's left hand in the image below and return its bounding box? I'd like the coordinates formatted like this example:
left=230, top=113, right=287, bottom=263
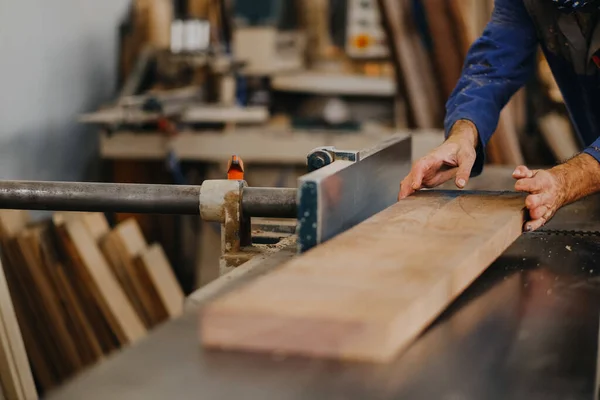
left=512, top=166, right=567, bottom=232
left=513, top=153, right=600, bottom=232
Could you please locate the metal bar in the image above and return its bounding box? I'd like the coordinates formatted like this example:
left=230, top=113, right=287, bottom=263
left=0, top=181, right=298, bottom=218
left=0, top=181, right=202, bottom=214
left=241, top=188, right=297, bottom=219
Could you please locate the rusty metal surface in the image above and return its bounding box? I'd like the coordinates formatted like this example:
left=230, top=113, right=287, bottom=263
left=0, top=180, right=202, bottom=214
left=0, top=180, right=296, bottom=218
left=48, top=227, right=600, bottom=400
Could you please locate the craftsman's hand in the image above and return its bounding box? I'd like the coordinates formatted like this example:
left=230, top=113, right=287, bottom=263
left=513, top=166, right=567, bottom=232
left=399, top=120, right=478, bottom=200
left=514, top=154, right=600, bottom=231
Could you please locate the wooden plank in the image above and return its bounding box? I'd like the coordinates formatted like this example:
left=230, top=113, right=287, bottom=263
left=52, top=212, right=110, bottom=242
left=108, top=220, right=147, bottom=257
left=100, top=235, right=151, bottom=327
left=100, top=220, right=154, bottom=327
left=404, top=0, right=442, bottom=122
left=421, top=0, right=464, bottom=99
left=52, top=216, right=118, bottom=355
left=0, top=212, right=29, bottom=239
left=99, top=130, right=395, bottom=163
left=53, top=267, right=104, bottom=366
left=300, top=0, right=334, bottom=62
left=0, top=257, right=37, bottom=400
left=136, top=0, right=172, bottom=49
left=33, top=225, right=104, bottom=367
left=0, top=212, right=58, bottom=392
left=81, top=214, right=111, bottom=242
left=201, top=192, right=525, bottom=362
left=55, top=220, right=146, bottom=345
left=377, top=0, right=439, bottom=128
left=15, top=227, right=83, bottom=376
left=5, top=266, right=57, bottom=392
left=271, top=72, right=395, bottom=97
left=103, top=220, right=183, bottom=325
left=134, top=244, right=184, bottom=320
left=181, top=106, right=269, bottom=124
left=81, top=104, right=268, bottom=126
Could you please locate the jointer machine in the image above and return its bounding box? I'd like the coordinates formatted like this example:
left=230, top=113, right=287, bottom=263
left=1, top=135, right=599, bottom=399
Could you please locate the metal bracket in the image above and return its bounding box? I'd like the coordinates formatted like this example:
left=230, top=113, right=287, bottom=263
left=298, top=135, right=412, bottom=253
left=199, top=180, right=252, bottom=273
left=306, top=147, right=360, bottom=172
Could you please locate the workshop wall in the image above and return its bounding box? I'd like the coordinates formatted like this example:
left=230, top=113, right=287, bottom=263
left=0, top=0, right=128, bottom=181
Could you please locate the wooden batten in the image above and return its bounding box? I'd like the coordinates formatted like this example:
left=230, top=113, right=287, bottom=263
left=54, top=219, right=146, bottom=346
left=134, top=244, right=184, bottom=321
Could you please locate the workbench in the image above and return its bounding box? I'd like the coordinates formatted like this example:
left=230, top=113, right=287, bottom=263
left=99, top=129, right=443, bottom=164
left=46, top=180, right=600, bottom=400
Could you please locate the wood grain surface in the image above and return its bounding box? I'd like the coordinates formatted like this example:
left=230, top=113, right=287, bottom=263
left=0, top=212, right=55, bottom=393
left=134, top=244, right=184, bottom=321
left=57, top=220, right=146, bottom=345
left=101, top=220, right=153, bottom=327
left=201, top=192, right=525, bottom=362
left=0, top=258, right=37, bottom=400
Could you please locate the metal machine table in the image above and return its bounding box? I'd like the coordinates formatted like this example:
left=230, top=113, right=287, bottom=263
left=47, top=196, right=600, bottom=400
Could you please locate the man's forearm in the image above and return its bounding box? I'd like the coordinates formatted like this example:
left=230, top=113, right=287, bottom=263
left=552, top=153, right=600, bottom=205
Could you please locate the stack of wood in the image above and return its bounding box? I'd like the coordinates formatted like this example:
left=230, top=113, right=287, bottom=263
left=0, top=211, right=184, bottom=396
left=120, top=0, right=174, bottom=82
left=377, top=0, right=526, bottom=165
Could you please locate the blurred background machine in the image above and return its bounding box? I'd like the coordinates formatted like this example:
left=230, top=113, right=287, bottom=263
left=345, top=0, right=389, bottom=59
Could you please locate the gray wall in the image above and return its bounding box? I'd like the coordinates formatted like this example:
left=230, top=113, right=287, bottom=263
left=0, top=1, right=129, bottom=181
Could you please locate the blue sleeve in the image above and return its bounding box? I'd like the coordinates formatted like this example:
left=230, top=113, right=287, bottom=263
left=444, top=0, right=538, bottom=175
left=583, top=140, right=600, bottom=163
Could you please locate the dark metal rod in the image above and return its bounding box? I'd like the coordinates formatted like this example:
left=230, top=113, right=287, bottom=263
left=242, top=187, right=297, bottom=219
left=0, top=181, right=298, bottom=218
left=0, top=181, right=202, bottom=215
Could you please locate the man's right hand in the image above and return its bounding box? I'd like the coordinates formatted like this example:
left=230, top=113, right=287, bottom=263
left=398, top=120, right=479, bottom=200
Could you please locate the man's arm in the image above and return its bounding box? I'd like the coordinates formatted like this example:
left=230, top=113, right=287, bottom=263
left=399, top=0, right=540, bottom=199
left=445, top=0, right=539, bottom=176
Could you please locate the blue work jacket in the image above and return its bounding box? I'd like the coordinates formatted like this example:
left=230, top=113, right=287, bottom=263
left=445, top=0, right=600, bottom=175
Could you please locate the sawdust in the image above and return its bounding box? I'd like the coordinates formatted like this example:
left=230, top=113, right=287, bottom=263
left=253, top=235, right=297, bottom=254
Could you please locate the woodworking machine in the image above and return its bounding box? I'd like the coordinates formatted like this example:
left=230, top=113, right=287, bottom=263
left=0, top=135, right=410, bottom=272
left=4, top=135, right=600, bottom=399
